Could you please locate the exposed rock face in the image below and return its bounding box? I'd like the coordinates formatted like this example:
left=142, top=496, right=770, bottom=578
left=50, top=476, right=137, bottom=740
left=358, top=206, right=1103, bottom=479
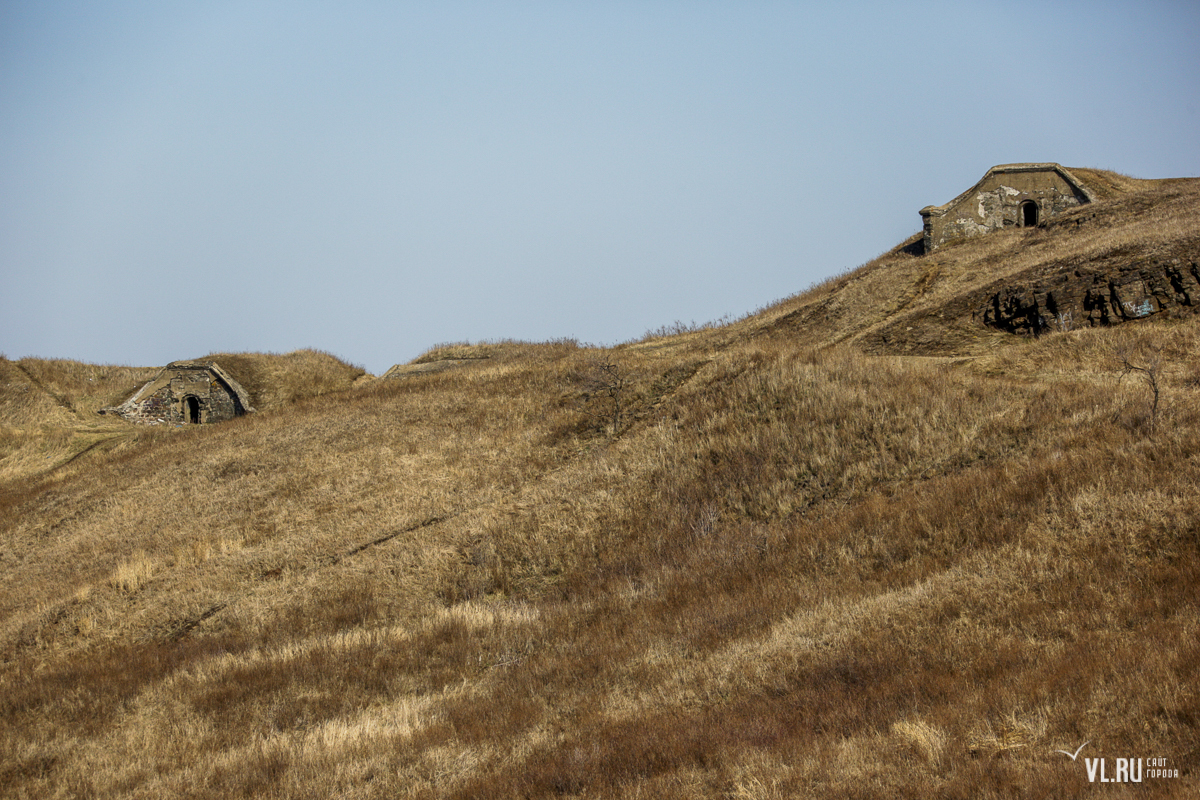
left=983, top=259, right=1200, bottom=335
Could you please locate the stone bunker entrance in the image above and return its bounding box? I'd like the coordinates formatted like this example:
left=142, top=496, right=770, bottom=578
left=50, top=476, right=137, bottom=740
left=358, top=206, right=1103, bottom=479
left=919, top=164, right=1094, bottom=251
left=1020, top=200, right=1039, bottom=227
left=184, top=396, right=201, bottom=424
left=101, top=360, right=255, bottom=425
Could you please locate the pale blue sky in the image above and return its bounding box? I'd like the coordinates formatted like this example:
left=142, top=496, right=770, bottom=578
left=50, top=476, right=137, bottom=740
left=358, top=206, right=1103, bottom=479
left=2, top=1, right=1198, bottom=373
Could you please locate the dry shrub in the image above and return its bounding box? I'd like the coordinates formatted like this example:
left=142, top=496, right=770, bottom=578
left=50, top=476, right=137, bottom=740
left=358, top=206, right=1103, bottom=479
left=6, top=357, right=159, bottom=417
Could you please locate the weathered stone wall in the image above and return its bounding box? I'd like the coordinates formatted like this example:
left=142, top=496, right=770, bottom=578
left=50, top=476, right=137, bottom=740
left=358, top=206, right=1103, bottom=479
left=922, top=165, right=1092, bottom=252
left=107, top=364, right=249, bottom=425
left=983, top=258, right=1200, bottom=335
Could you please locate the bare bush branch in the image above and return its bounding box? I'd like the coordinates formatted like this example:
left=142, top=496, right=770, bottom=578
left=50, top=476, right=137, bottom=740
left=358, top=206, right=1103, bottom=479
left=575, top=355, right=630, bottom=436
left=1114, top=343, right=1163, bottom=432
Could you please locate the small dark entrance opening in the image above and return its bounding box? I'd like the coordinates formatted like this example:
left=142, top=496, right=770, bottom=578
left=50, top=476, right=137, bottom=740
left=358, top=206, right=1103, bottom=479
left=185, top=396, right=201, bottom=424
left=1020, top=200, right=1039, bottom=227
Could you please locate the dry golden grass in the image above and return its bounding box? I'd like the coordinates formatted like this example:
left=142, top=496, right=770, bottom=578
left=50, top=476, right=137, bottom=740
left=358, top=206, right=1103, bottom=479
left=198, top=348, right=368, bottom=410
left=0, top=356, right=162, bottom=486
left=2, top=174, right=1198, bottom=798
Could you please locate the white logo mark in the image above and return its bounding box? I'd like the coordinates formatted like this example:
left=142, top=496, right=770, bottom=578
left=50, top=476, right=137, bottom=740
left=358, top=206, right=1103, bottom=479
left=1055, top=741, right=1090, bottom=761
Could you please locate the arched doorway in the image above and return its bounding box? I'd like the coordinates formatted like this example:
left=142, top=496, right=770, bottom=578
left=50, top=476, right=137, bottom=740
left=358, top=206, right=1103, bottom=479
left=184, top=396, right=201, bottom=424
left=1020, top=200, right=1039, bottom=227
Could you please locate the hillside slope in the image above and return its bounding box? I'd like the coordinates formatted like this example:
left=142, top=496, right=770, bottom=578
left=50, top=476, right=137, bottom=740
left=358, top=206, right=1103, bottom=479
left=739, top=171, right=1199, bottom=356
left=1, top=174, right=1198, bottom=798
left=0, top=349, right=366, bottom=486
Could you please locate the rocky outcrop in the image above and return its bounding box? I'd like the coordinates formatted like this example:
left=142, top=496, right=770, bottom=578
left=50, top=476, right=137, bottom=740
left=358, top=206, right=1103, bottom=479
left=982, top=258, right=1200, bottom=335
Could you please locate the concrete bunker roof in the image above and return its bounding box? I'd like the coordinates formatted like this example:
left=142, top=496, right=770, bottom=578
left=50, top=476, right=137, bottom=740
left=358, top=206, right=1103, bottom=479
left=920, top=163, right=1096, bottom=218
left=126, top=359, right=256, bottom=413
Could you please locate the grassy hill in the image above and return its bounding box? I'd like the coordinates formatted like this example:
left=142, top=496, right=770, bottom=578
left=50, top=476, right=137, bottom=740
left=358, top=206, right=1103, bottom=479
left=0, top=349, right=366, bottom=486
left=2, top=173, right=1198, bottom=798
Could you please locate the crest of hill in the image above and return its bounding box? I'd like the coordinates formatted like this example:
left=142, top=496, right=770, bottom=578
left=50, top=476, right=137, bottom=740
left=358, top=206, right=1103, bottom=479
left=383, top=339, right=582, bottom=379
left=734, top=169, right=1200, bottom=356
left=0, top=357, right=78, bottom=429
left=415, top=338, right=585, bottom=363
left=196, top=349, right=367, bottom=410
left=0, top=356, right=159, bottom=424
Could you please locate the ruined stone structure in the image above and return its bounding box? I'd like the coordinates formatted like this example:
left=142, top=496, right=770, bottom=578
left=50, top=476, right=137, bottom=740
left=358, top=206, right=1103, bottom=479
left=102, top=361, right=254, bottom=425
left=381, top=359, right=479, bottom=380
left=920, top=163, right=1095, bottom=252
